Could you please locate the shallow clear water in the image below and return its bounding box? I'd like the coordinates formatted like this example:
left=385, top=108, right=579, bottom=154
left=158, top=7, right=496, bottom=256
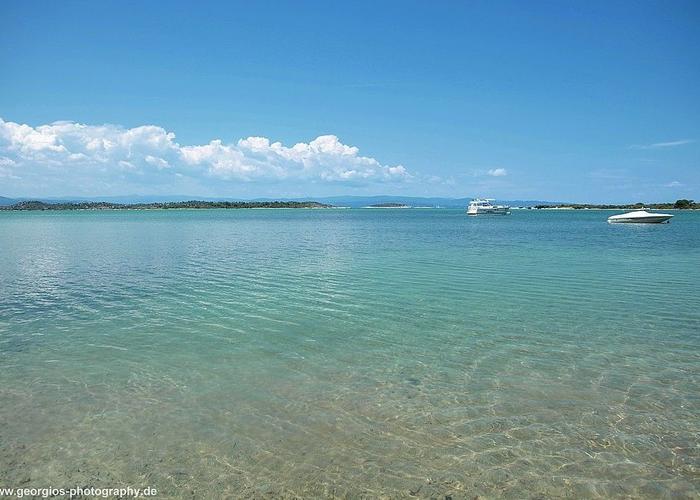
left=0, top=209, right=698, bottom=498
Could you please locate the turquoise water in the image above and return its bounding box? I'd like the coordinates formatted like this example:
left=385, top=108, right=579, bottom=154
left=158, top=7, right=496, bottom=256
left=0, top=209, right=698, bottom=498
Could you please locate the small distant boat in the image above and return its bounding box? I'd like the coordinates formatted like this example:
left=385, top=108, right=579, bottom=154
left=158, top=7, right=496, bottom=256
left=467, top=198, right=510, bottom=215
left=607, top=210, right=673, bottom=224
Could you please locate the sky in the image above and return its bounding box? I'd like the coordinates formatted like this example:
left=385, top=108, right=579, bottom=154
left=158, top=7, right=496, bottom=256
left=0, top=0, right=698, bottom=202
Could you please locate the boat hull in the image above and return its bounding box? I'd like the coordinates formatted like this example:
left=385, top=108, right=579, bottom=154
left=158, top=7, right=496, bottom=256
left=467, top=207, right=510, bottom=215
left=608, top=216, right=672, bottom=224
left=607, top=210, right=673, bottom=224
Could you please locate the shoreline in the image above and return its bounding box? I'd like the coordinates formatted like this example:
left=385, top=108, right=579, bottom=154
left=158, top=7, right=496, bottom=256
left=2, top=207, right=699, bottom=212
left=0, top=201, right=334, bottom=212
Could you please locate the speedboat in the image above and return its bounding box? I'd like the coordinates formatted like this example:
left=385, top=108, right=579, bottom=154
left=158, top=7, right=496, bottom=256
left=607, top=210, right=673, bottom=224
left=467, top=198, right=510, bottom=215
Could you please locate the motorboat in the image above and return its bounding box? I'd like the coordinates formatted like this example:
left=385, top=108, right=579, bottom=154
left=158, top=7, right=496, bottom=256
left=607, top=210, right=673, bottom=224
left=467, top=198, right=510, bottom=215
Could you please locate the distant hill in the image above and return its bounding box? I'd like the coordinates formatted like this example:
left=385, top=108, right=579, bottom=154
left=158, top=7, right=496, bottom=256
left=290, top=196, right=563, bottom=208
left=0, top=196, right=18, bottom=206
left=313, top=196, right=468, bottom=208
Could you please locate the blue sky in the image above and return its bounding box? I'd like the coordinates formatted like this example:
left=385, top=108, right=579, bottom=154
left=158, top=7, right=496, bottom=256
left=0, top=0, right=698, bottom=202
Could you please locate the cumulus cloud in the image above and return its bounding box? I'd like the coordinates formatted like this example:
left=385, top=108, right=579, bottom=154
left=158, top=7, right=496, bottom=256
left=487, top=168, right=507, bottom=177
left=0, top=117, right=409, bottom=195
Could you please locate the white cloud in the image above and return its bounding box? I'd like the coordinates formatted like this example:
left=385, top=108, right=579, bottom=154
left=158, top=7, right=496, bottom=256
left=145, top=155, right=170, bottom=169
left=0, top=117, right=409, bottom=194
left=629, top=139, right=695, bottom=150
left=664, top=180, right=683, bottom=187
left=0, top=156, right=19, bottom=179
left=487, top=168, right=507, bottom=177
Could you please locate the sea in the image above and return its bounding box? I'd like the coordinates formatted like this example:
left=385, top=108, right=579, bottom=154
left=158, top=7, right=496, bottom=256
left=0, top=208, right=698, bottom=498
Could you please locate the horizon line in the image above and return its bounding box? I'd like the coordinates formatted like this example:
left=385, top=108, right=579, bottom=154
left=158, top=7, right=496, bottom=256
left=2, top=193, right=694, bottom=205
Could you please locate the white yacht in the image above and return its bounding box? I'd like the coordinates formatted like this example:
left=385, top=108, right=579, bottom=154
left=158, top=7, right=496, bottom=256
left=467, top=198, right=510, bottom=215
left=607, top=209, right=673, bottom=224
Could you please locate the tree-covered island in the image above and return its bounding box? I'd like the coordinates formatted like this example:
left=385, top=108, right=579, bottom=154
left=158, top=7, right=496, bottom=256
left=533, top=199, right=699, bottom=210
left=1, top=200, right=333, bottom=211
left=366, top=202, right=411, bottom=208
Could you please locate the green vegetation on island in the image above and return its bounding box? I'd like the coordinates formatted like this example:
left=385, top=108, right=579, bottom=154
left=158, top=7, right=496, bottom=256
left=533, top=199, right=699, bottom=210
left=367, top=202, right=410, bottom=208
left=2, top=198, right=697, bottom=211
left=1, top=200, right=333, bottom=211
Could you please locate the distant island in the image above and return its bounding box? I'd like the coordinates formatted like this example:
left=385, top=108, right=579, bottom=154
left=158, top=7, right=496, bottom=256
left=1, top=197, right=697, bottom=211
left=532, top=199, right=698, bottom=210
left=366, top=203, right=410, bottom=208
left=0, top=200, right=333, bottom=211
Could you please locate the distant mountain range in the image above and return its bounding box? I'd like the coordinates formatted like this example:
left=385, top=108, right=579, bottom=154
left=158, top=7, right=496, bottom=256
left=0, top=195, right=562, bottom=208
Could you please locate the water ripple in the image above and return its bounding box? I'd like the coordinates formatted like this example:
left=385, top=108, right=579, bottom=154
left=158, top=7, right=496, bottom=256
left=0, top=209, right=698, bottom=498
